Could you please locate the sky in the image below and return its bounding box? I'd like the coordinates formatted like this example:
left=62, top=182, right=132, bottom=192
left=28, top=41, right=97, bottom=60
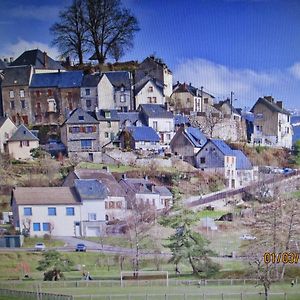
left=0, top=0, right=300, bottom=110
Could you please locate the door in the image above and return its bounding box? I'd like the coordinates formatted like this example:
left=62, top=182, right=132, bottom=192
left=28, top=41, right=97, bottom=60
left=88, top=153, right=94, bottom=162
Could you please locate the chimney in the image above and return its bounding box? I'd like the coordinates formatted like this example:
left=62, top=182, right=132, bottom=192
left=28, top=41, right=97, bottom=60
left=102, top=166, right=109, bottom=172
left=144, top=175, right=148, bottom=181
left=9, top=57, right=14, bottom=63
left=264, top=96, right=273, bottom=103
left=151, top=184, right=156, bottom=193
left=189, top=82, right=192, bottom=86
left=3, top=58, right=8, bottom=63
left=122, top=174, right=127, bottom=179
left=276, top=101, right=283, bottom=109
left=177, top=81, right=179, bottom=85
left=43, top=52, right=48, bottom=68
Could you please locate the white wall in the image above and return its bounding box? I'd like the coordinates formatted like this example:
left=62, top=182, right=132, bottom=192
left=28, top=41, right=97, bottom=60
left=8, top=140, right=39, bottom=160
left=81, top=199, right=106, bottom=222
left=0, top=119, right=17, bottom=153
left=135, top=81, right=165, bottom=108
left=98, top=75, right=114, bottom=109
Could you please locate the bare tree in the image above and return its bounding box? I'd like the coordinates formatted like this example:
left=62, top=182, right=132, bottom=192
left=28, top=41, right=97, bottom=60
left=85, top=0, right=139, bottom=65
left=22, top=218, right=32, bottom=237
left=50, top=0, right=88, bottom=64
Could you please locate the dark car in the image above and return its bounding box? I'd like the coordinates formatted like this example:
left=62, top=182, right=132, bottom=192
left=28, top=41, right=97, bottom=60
left=75, top=243, right=87, bottom=252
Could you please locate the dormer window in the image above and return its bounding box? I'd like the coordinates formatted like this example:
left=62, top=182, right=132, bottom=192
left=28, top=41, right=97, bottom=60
left=120, top=86, right=125, bottom=92
left=20, top=90, right=25, bottom=98
left=9, top=90, right=14, bottom=98
left=148, top=86, right=153, bottom=93
left=78, top=115, right=84, bottom=121
left=105, top=111, right=111, bottom=119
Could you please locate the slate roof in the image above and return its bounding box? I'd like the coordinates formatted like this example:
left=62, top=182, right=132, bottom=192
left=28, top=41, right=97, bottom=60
left=139, top=104, right=173, bottom=118
left=126, top=126, right=160, bottom=142
left=173, top=82, right=215, bottom=98
left=154, top=186, right=173, bottom=197
left=103, top=71, right=131, bottom=89
left=64, top=108, right=98, bottom=125
left=10, top=49, right=63, bottom=69
left=82, top=73, right=101, bottom=87
left=0, top=117, right=9, bottom=128
left=233, top=150, right=252, bottom=170
left=185, top=127, right=207, bottom=148
left=30, top=71, right=83, bottom=88
left=13, top=187, right=80, bottom=205
left=73, top=169, right=126, bottom=197
left=209, top=139, right=234, bottom=156
left=250, top=97, right=290, bottom=115
left=134, top=78, right=164, bottom=96
left=0, top=59, right=7, bottom=70
left=95, top=109, right=120, bottom=121
left=174, top=114, right=190, bottom=126
left=118, top=112, right=141, bottom=126
left=9, top=124, right=39, bottom=142
left=2, top=66, right=32, bottom=87
left=214, top=99, right=240, bottom=115
left=74, top=179, right=107, bottom=200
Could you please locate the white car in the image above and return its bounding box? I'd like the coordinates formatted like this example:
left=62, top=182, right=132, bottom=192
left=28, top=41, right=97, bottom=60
left=34, top=243, right=46, bottom=251
left=240, top=234, right=256, bottom=240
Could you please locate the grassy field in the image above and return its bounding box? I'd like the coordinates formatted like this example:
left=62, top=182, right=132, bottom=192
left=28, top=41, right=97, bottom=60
left=22, top=237, right=64, bottom=248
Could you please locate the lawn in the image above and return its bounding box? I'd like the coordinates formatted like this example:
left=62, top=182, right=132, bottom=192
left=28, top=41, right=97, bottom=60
left=22, top=237, right=64, bottom=248
left=77, top=162, right=137, bottom=173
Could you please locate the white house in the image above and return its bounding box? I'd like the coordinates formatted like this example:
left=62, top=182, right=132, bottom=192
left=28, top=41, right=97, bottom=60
left=0, top=116, right=17, bottom=153
left=139, top=104, right=175, bottom=146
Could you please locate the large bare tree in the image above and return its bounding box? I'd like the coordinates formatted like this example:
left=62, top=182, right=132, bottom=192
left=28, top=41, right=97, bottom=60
left=50, top=0, right=88, bottom=65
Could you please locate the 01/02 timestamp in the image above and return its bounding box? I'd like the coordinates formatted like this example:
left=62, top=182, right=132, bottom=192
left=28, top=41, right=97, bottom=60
left=264, top=252, right=299, bottom=264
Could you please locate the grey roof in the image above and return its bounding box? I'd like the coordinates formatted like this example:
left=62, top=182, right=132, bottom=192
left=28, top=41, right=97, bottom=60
left=184, top=127, right=207, bottom=148
left=126, top=126, right=160, bottom=142
left=82, top=73, right=101, bottom=87
left=0, top=117, right=9, bottom=128
left=154, top=186, right=173, bottom=197
left=30, top=71, right=83, bottom=88
left=103, top=71, right=131, bottom=89
left=2, top=66, right=32, bottom=87
left=233, top=150, right=252, bottom=170
left=209, top=139, right=233, bottom=156
left=9, top=124, right=39, bottom=142
left=139, top=104, right=173, bottom=119
left=118, top=112, right=141, bottom=126
left=65, top=108, right=98, bottom=125
left=10, top=49, right=63, bottom=69
left=95, top=109, right=120, bottom=121
left=250, top=97, right=290, bottom=115
left=74, top=179, right=107, bottom=200
left=174, top=114, right=190, bottom=126
left=214, top=99, right=240, bottom=115
left=172, top=82, right=215, bottom=98
left=135, top=78, right=164, bottom=96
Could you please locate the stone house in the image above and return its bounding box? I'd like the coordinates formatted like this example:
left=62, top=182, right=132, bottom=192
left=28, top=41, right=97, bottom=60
left=1, top=66, right=34, bottom=125
left=170, top=126, right=207, bottom=165
left=138, top=104, right=174, bottom=146
left=135, top=56, right=173, bottom=98
left=170, top=82, right=215, bottom=114
left=29, top=71, right=83, bottom=125
left=134, top=78, right=165, bottom=108
left=0, top=116, right=17, bottom=153
left=97, top=71, right=133, bottom=112
left=80, top=73, right=101, bottom=111
left=60, top=108, right=101, bottom=162
left=250, top=96, right=293, bottom=149
left=119, top=176, right=173, bottom=211
left=7, top=124, right=39, bottom=160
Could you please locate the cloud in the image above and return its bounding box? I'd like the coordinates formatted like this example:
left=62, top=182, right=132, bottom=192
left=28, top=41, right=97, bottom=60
left=173, top=58, right=281, bottom=107
left=10, top=5, right=60, bottom=21
left=289, top=62, right=300, bottom=80
left=3, top=39, right=60, bottom=60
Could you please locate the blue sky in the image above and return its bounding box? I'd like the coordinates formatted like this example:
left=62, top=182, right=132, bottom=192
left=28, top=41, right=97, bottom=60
left=1, top=0, right=300, bottom=109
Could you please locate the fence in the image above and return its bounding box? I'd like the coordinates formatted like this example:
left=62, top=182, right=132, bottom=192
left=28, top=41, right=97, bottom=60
left=0, top=288, right=73, bottom=300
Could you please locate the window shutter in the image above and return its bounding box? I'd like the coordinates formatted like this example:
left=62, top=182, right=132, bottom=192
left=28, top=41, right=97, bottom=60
left=80, top=126, right=84, bottom=133
left=69, top=127, right=72, bottom=133
left=93, top=125, right=97, bottom=132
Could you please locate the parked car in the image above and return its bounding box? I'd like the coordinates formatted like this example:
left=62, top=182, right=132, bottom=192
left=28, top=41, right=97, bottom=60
left=240, top=234, right=256, bottom=240
left=35, top=243, right=46, bottom=251
left=283, top=168, right=295, bottom=175
left=75, top=243, right=87, bottom=252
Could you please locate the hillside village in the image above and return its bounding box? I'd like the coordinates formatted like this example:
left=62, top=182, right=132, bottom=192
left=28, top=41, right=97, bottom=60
left=0, top=49, right=296, bottom=239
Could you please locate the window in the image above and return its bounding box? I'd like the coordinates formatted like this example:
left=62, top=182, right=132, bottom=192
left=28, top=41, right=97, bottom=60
left=153, top=121, right=158, bottom=131
left=47, top=89, right=52, bottom=97
left=33, top=223, right=40, bottom=231
left=66, top=207, right=75, bottom=216
left=120, top=86, right=125, bottom=92
left=86, top=99, right=91, bottom=108
left=42, top=223, right=50, bottom=231
left=187, top=97, right=190, bottom=103
left=153, top=97, right=157, bottom=103
left=167, top=134, right=171, bottom=140
left=36, top=91, right=41, bottom=97
left=88, top=213, right=96, bottom=221
left=48, top=207, right=56, bottom=216
left=85, top=88, right=90, bottom=96
left=20, top=140, right=29, bottom=147
left=20, top=100, right=26, bottom=109
left=24, top=207, right=32, bottom=216
left=148, top=86, right=153, bottom=92
left=105, top=132, right=109, bottom=138
left=109, top=201, right=115, bottom=209
left=81, top=139, right=92, bottom=150
left=120, top=95, right=125, bottom=102
left=86, top=126, right=94, bottom=133
left=287, top=127, right=290, bottom=134
left=107, top=121, right=111, bottom=128
left=204, top=98, right=209, bottom=104
left=147, top=97, right=152, bottom=103
left=78, top=115, right=84, bottom=121
left=200, top=157, right=206, bottom=164
left=10, top=101, right=15, bottom=110
left=20, top=89, right=25, bottom=98
left=105, top=111, right=111, bottom=118
left=9, top=90, right=14, bottom=98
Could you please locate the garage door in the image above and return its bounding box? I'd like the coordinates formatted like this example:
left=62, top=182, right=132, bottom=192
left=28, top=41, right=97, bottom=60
left=86, top=226, right=100, bottom=237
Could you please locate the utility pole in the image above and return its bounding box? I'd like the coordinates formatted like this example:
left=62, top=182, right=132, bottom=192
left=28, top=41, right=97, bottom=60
left=200, top=86, right=204, bottom=112
left=230, top=91, right=234, bottom=115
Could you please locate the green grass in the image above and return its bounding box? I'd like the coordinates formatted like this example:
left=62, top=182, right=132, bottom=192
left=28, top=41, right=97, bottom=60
left=292, top=191, right=300, bottom=198
left=196, top=210, right=227, bottom=219
left=77, top=162, right=137, bottom=173
left=22, top=237, right=64, bottom=248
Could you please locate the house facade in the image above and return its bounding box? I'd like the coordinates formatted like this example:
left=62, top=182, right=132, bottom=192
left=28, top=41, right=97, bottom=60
left=0, top=117, right=17, bottom=153
left=7, top=124, right=39, bottom=160
left=60, top=108, right=101, bottom=162
left=250, top=96, right=293, bottom=149
left=80, top=74, right=101, bottom=112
